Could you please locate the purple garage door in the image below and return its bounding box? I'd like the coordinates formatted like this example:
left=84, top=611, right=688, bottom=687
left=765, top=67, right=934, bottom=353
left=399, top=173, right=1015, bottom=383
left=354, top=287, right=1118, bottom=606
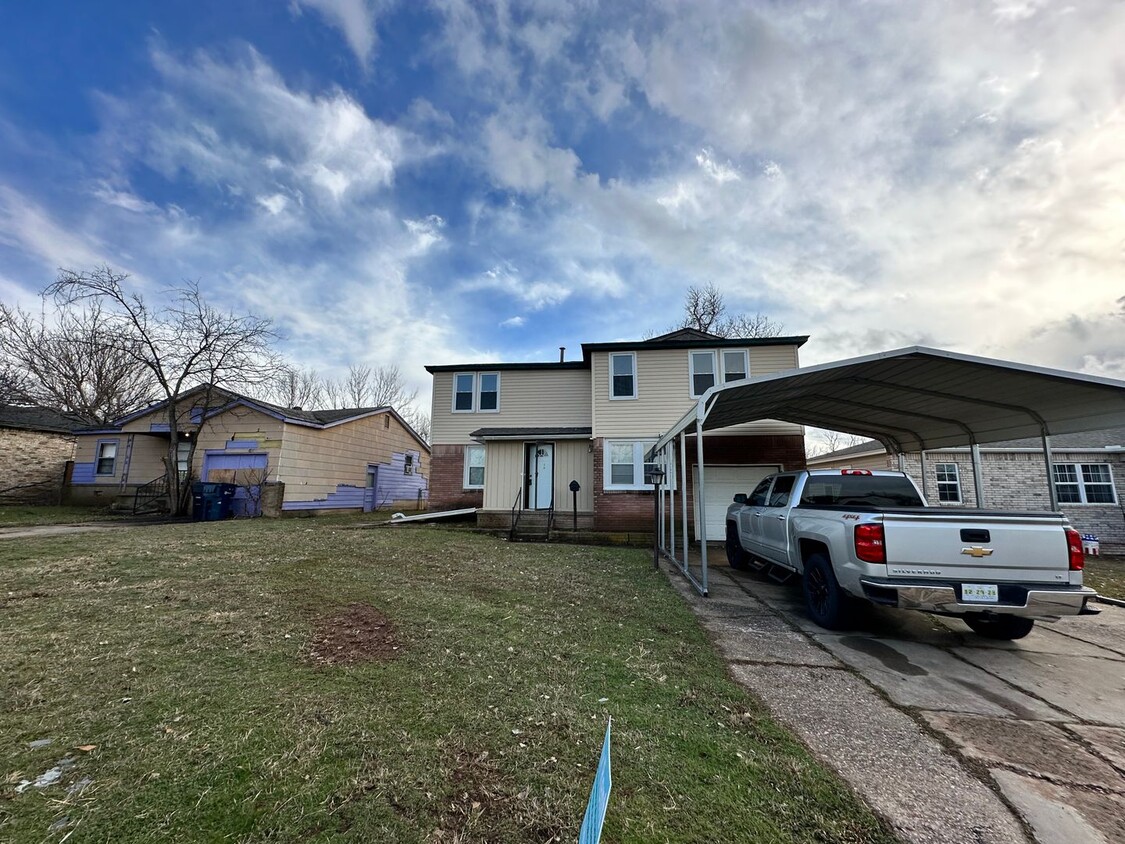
left=203, top=452, right=269, bottom=517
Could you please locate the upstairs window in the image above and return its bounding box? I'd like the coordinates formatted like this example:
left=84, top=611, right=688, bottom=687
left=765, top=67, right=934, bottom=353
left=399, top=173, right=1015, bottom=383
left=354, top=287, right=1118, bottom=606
left=452, top=372, right=500, bottom=413
left=690, top=352, right=716, bottom=397
left=723, top=350, right=749, bottom=382
left=95, top=440, right=118, bottom=475
left=478, top=373, right=499, bottom=411
left=690, top=349, right=750, bottom=397
left=1054, top=463, right=1116, bottom=504
left=453, top=373, right=475, bottom=411
left=610, top=353, right=636, bottom=399
left=935, top=463, right=961, bottom=503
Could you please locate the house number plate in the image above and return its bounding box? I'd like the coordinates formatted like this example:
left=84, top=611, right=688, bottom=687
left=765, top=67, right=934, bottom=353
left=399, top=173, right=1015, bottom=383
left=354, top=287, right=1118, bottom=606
left=962, top=583, right=999, bottom=603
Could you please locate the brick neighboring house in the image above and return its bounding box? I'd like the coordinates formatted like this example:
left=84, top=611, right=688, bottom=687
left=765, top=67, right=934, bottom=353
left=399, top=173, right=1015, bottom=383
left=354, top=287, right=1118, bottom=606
left=69, top=386, right=429, bottom=515
left=808, top=429, right=1125, bottom=553
left=426, top=329, right=809, bottom=535
left=0, top=405, right=85, bottom=505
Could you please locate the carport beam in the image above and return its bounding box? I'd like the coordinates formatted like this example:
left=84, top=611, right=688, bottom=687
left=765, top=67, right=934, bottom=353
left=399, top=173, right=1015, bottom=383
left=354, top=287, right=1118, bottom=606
left=680, top=430, right=689, bottom=571
left=919, top=450, right=929, bottom=502
left=695, top=420, right=709, bottom=596
left=1042, top=433, right=1060, bottom=512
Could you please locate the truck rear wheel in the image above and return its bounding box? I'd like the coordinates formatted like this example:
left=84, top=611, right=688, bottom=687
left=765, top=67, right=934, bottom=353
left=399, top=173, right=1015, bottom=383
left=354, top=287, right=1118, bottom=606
left=963, top=615, right=1035, bottom=640
left=726, top=523, right=750, bottom=570
left=802, top=553, right=850, bottom=630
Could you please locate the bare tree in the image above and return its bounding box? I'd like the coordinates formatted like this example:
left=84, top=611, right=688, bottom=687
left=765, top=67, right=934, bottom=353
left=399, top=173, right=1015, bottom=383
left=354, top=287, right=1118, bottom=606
left=343, top=364, right=372, bottom=406
left=675, top=283, right=784, bottom=338
left=0, top=299, right=157, bottom=422
left=49, top=265, right=280, bottom=515
left=264, top=365, right=323, bottom=409
left=806, top=428, right=872, bottom=457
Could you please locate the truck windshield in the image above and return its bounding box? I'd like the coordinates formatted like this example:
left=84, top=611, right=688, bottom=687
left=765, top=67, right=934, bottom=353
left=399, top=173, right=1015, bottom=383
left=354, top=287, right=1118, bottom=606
left=800, top=475, right=924, bottom=508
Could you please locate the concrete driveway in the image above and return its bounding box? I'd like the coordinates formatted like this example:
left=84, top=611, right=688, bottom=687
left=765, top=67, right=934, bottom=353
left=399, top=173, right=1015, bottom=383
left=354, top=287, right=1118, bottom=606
left=665, top=559, right=1125, bottom=844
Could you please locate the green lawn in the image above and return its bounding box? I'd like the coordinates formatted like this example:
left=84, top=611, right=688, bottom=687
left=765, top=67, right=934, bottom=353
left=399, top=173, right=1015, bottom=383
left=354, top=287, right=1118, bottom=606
left=0, top=504, right=127, bottom=527
left=1, top=520, right=893, bottom=843
left=1084, top=555, right=1125, bottom=601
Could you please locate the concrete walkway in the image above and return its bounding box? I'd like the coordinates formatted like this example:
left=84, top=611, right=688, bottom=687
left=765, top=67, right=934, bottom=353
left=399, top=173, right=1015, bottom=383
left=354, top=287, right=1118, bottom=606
left=662, top=557, right=1125, bottom=844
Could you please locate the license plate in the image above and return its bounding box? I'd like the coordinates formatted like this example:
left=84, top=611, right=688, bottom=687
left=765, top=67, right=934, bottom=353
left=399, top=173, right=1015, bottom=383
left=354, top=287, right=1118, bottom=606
left=962, top=583, right=998, bottom=603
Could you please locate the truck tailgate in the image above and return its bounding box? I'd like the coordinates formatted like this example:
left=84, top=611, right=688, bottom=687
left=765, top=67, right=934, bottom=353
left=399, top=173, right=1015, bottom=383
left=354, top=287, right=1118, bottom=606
left=881, top=511, right=1070, bottom=584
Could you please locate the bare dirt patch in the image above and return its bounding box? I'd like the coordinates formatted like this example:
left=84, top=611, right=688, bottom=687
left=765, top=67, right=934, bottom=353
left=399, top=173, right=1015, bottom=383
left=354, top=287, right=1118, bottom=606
left=304, top=603, right=400, bottom=666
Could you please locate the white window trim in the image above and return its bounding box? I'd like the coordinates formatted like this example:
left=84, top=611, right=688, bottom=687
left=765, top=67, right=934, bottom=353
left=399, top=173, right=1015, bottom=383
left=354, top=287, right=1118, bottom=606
left=1053, top=462, right=1117, bottom=505
left=451, top=372, right=501, bottom=414
left=689, top=348, right=750, bottom=398
left=463, top=445, right=485, bottom=490
left=934, top=462, right=962, bottom=504
left=603, top=440, right=677, bottom=491
left=609, top=352, right=637, bottom=400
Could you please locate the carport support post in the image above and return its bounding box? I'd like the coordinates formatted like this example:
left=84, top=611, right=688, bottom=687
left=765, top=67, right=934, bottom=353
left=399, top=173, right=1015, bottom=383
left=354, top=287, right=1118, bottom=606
left=919, top=450, right=929, bottom=502
left=1042, top=432, right=1060, bottom=512
left=971, top=442, right=985, bottom=508
left=680, top=431, right=689, bottom=572
left=696, top=421, right=708, bottom=595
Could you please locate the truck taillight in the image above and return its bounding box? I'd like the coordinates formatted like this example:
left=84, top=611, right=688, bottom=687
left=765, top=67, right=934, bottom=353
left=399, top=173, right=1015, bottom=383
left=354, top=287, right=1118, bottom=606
left=1065, top=528, right=1085, bottom=571
left=854, top=523, right=886, bottom=564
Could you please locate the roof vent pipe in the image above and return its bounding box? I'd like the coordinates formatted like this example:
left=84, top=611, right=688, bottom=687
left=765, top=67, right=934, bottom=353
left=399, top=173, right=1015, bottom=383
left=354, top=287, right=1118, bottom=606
left=559, top=346, right=565, bottom=363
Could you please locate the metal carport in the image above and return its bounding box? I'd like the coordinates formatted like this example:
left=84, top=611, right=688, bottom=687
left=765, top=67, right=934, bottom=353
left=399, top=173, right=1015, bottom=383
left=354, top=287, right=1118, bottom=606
left=647, top=346, right=1125, bottom=596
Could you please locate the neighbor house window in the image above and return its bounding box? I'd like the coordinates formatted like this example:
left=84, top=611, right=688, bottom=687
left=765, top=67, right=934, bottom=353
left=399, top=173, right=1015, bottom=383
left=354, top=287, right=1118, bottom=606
left=452, top=372, right=501, bottom=413
left=610, top=353, right=636, bottom=399
left=690, top=349, right=750, bottom=397
left=404, top=454, right=415, bottom=475
left=95, top=440, right=118, bottom=475
left=935, top=463, right=961, bottom=503
left=1053, top=463, right=1116, bottom=504
left=464, top=445, right=485, bottom=489
left=604, top=440, right=675, bottom=491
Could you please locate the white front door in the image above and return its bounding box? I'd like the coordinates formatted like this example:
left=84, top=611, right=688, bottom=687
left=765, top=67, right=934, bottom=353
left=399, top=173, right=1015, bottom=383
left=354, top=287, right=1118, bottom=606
left=526, top=443, right=554, bottom=509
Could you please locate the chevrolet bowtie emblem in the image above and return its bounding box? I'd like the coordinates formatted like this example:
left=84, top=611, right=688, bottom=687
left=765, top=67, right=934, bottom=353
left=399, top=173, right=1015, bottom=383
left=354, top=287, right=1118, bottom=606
left=961, top=546, right=994, bottom=558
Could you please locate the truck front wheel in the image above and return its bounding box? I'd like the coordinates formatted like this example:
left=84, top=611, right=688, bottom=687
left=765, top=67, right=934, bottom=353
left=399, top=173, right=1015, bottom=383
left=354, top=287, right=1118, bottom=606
left=802, top=553, right=850, bottom=630
left=963, top=615, right=1035, bottom=640
left=726, top=523, right=750, bottom=570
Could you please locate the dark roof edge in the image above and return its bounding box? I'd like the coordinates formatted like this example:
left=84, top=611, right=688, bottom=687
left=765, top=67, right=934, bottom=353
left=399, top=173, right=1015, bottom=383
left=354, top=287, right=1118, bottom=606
left=424, top=361, right=589, bottom=373
left=581, top=335, right=810, bottom=358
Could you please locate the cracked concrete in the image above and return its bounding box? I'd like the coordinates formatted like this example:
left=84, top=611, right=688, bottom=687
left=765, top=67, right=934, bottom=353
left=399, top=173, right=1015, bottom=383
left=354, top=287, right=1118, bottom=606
left=663, top=556, right=1125, bottom=843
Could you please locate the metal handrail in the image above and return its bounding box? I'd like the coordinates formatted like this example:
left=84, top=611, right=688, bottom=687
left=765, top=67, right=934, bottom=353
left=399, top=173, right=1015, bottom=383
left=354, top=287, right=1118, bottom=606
left=509, top=487, right=522, bottom=540
left=133, top=475, right=169, bottom=515
left=545, top=497, right=554, bottom=540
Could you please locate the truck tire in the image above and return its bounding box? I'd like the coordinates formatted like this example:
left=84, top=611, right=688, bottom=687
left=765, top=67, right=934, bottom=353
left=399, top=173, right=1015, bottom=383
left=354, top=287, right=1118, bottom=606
left=963, top=615, right=1035, bottom=640
left=802, top=553, right=851, bottom=630
left=726, top=523, right=750, bottom=570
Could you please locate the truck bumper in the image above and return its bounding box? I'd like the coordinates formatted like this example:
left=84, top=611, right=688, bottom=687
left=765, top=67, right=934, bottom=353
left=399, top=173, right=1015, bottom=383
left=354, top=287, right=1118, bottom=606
left=858, top=578, right=1097, bottom=619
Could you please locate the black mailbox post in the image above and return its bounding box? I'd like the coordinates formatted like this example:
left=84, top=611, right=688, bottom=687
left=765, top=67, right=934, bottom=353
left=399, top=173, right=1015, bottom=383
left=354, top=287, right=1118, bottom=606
left=568, top=480, right=580, bottom=530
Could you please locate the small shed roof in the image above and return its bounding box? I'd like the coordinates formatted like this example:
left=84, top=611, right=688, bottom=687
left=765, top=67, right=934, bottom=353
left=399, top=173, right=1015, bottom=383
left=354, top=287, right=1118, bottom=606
left=470, top=426, right=592, bottom=441
left=653, top=346, right=1125, bottom=455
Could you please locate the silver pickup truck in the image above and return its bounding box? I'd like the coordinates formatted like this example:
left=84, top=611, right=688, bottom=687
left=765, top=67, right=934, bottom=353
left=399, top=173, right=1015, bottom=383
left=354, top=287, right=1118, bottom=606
left=725, top=469, right=1098, bottom=639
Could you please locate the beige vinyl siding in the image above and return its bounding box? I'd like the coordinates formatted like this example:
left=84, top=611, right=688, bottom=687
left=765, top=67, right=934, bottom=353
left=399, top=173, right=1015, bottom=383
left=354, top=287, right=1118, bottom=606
left=481, top=439, right=594, bottom=511
left=278, top=413, right=427, bottom=503
left=431, top=369, right=592, bottom=444
left=194, top=406, right=285, bottom=481
left=592, top=345, right=803, bottom=439
left=74, top=432, right=168, bottom=487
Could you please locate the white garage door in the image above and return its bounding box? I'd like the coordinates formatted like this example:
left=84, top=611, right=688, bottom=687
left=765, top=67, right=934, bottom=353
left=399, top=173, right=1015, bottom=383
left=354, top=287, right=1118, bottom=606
left=693, top=464, right=779, bottom=541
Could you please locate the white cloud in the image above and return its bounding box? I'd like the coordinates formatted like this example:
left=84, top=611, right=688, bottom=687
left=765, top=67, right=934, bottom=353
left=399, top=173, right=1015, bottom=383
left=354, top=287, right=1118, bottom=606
left=293, top=0, right=383, bottom=68
left=500, top=315, right=525, bottom=328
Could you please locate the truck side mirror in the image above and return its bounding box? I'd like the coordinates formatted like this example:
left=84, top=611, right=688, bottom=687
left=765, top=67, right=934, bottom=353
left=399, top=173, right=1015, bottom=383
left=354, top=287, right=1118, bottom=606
left=733, top=493, right=747, bottom=504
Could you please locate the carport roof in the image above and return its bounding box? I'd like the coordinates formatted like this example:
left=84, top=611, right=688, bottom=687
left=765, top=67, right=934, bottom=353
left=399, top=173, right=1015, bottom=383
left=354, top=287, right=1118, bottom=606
left=651, top=346, right=1125, bottom=455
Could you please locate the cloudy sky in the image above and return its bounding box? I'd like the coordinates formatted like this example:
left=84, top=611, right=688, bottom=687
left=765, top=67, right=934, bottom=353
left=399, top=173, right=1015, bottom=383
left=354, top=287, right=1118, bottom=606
left=1, top=1, right=1123, bottom=415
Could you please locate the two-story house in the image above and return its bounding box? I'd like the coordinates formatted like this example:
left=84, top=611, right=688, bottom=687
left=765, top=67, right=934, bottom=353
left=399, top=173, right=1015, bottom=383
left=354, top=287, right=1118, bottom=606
left=426, top=328, right=809, bottom=535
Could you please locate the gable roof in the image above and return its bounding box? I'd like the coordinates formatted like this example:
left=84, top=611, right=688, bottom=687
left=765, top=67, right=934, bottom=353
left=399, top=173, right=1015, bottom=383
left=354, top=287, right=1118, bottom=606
left=82, top=386, right=430, bottom=451
left=645, top=327, right=725, bottom=343
left=581, top=333, right=809, bottom=361
left=0, top=405, right=88, bottom=434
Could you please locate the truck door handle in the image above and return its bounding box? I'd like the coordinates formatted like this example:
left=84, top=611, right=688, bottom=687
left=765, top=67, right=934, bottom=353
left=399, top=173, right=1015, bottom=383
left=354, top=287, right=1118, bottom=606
left=774, top=515, right=785, bottom=521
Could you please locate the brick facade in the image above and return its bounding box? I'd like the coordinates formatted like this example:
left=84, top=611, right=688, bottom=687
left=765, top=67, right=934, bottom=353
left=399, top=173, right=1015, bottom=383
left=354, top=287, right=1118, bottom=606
left=0, top=428, right=76, bottom=504
left=895, top=451, right=1125, bottom=553
left=593, top=433, right=807, bottom=532
left=429, top=443, right=484, bottom=510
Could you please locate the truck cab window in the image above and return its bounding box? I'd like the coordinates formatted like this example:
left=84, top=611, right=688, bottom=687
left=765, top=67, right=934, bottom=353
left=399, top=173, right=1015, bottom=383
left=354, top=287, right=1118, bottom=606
left=768, top=475, right=796, bottom=507
left=748, top=477, right=772, bottom=507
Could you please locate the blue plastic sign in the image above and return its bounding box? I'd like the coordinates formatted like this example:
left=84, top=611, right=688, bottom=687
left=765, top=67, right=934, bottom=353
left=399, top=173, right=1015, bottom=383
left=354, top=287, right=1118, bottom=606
left=579, top=719, right=613, bottom=844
